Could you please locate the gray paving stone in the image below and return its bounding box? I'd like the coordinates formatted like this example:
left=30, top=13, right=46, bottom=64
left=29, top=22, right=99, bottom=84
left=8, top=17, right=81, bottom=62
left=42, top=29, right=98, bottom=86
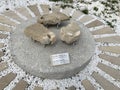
left=98, top=63, right=120, bottom=81
left=72, top=10, right=84, bottom=19
left=92, top=72, right=120, bottom=90
left=3, top=10, right=24, bottom=22
left=0, top=51, right=4, bottom=57
left=0, top=43, right=4, bottom=48
left=0, top=62, right=8, bottom=71
left=0, top=24, right=12, bottom=32
left=68, top=86, right=76, bottom=90
left=0, top=15, right=17, bottom=26
left=81, top=79, right=95, bottom=90
left=62, top=7, right=73, bottom=16
left=0, top=34, right=8, bottom=39
left=95, top=36, right=120, bottom=44
left=15, top=7, right=32, bottom=19
left=99, top=54, right=120, bottom=66
left=34, top=86, right=43, bottom=90
left=0, top=72, right=16, bottom=90
left=91, top=27, right=115, bottom=35
left=99, top=46, right=120, bottom=54
left=28, top=4, right=41, bottom=17
left=85, top=20, right=104, bottom=28
left=79, top=15, right=94, bottom=23
left=40, top=4, right=50, bottom=14
left=13, top=80, right=28, bottom=90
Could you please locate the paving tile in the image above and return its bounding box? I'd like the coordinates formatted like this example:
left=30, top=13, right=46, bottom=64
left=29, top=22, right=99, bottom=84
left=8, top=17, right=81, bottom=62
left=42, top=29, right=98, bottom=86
left=0, top=43, right=4, bottom=48
left=68, top=86, right=76, bottom=90
left=0, top=51, right=4, bottom=57
left=99, top=54, right=120, bottom=66
left=92, top=72, right=120, bottom=90
left=62, top=7, right=73, bottom=16
left=91, top=27, right=115, bottom=35
left=98, top=63, right=120, bottom=81
left=52, top=4, right=60, bottom=12
left=34, top=86, right=43, bottom=90
left=0, top=72, right=16, bottom=90
left=28, top=4, right=41, bottom=17
left=0, top=34, right=8, bottom=39
left=81, top=79, right=95, bottom=90
left=13, top=80, right=28, bottom=90
left=0, top=62, right=8, bottom=71
left=85, top=20, right=104, bottom=28
left=72, top=10, right=84, bottom=19
left=99, top=46, right=120, bottom=54
left=15, top=7, right=32, bottom=19
left=0, top=15, right=17, bottom=26
left=0, top=24, right=12, bottom=32
left=40, top=4, right=50, bottom=14
left=3, top=10, right=24, bottom=22
left=95, top=36, right=120, bottom=44
left=79, top=15, right=94, bottom=23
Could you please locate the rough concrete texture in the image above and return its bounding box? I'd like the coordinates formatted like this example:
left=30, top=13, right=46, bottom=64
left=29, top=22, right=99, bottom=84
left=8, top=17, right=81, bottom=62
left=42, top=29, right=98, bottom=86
left=10, top=18, right=95, bottom=79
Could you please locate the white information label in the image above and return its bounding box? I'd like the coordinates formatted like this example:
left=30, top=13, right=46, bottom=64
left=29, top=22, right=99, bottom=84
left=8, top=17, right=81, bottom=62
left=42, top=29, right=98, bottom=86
left=51, top=53, right=70, bottom=66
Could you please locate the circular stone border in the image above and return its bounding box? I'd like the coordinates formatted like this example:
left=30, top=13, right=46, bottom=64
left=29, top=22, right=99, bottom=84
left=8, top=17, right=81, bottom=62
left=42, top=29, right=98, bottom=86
left=0, top=1, right=119, bottom=90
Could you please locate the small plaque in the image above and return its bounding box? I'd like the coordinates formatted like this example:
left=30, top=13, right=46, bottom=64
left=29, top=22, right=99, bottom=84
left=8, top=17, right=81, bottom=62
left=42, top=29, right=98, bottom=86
left=51, top=53, right=70, bottom=66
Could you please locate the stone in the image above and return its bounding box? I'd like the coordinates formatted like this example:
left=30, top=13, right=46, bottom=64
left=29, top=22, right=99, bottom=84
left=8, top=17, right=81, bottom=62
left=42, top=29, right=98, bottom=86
left=68, top=86, right=76, bottom=90
left=72, top=10, right=84, bottom=19
left=92, top=72, right=120, bottom=90
left=0, top=43, right=4, bottom=48
left=13, top=80, right=29, bottom=90
left=24, top=23, right=56, bottom=45
left=0, top=72, right=16, bottom=90
left=60, top=22, right=80, bottom=44
left=0, top=62, right=8, bottom=71
left=0, top=34, right=8, bottom=39
left=34, top=86, right=43, bottom=90
left=79, top=15, right=94, bottom=23
left=81, top=79, right=95, bottom=90
left=97, top=63, right=120, bottom=81
left=38, top=12, right=70, bottom=25
left=40, top=4, right=50, bottom=14
left=28, top=4, right=41, bottom=17
left=0, top=24, right=12, bottom=32
left=0, top=51, right=4, bottom=57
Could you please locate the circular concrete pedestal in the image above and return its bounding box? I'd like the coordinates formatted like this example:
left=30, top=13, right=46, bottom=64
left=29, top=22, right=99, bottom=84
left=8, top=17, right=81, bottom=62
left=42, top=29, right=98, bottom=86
left=10, top=18, right=95, bottom=79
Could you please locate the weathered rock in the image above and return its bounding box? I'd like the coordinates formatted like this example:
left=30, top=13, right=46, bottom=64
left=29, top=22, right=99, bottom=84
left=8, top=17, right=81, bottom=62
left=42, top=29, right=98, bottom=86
left=24, top=23, right=56, bottom=45
left=37, top=12, right=70, bottom=25
left=60, top=22, right=80, bottom=44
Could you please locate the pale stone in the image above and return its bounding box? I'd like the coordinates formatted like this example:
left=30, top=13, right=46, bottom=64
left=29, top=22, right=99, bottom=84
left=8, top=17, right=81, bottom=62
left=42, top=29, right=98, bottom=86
left=60, top=22, right=80, bottom=44
left=24, top=23, right=56, bottom=45
left=37, top=12, right=70, bottom=25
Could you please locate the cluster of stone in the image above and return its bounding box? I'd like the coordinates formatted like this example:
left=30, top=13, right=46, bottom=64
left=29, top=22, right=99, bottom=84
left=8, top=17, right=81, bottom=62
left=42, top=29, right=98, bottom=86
left=24, top=12, right=81, bottom=45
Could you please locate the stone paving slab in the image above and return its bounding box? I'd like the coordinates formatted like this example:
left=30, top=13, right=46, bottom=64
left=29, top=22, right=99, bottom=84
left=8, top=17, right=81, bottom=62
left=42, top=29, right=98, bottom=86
left=28, top=4, right=41, bottom=17
left=0, top=34, right=8, bottom=39
left=85, top=20, right=104, bottom=28
left=0, top=72, right=16, bottom=90
left=79, top=15, right=94, bottom=23
left=15, top=7, right=32, bottom=19
left=0, top=15, right=17, bottom=26
left=97, top=63, right=120, bottom=81
left=95, top=36, right=120, bottom=44
left=62, top=7, right=73, bottom=16
left=13, top=80, right=28, bottom=90
left=40, top=4, right=50, bottom=14
left=0, top=24, right=12, bottom=32
left=72, top=10, right=84, bottom=19
left=0, top=62, right=8, bottom=71
left=99, top=46, right=120, bottom=54
left=68, top=86, right=76, bottom=90
left=81, top=79, right=95, bottom=90
left=92, top=72, right=120, bottom=90
left=0, top=51, right=4, bottom=57
left=3, top=10, right=24, bottom=22
left=52, top=4, right=60, bottom=12
left=34, top=86, right=43, bottom=90
left=99, top=54, right=120, bottom=66
left=91, top=27, right=115, bottom=35
left=0, top=43, right=4, bottom=48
